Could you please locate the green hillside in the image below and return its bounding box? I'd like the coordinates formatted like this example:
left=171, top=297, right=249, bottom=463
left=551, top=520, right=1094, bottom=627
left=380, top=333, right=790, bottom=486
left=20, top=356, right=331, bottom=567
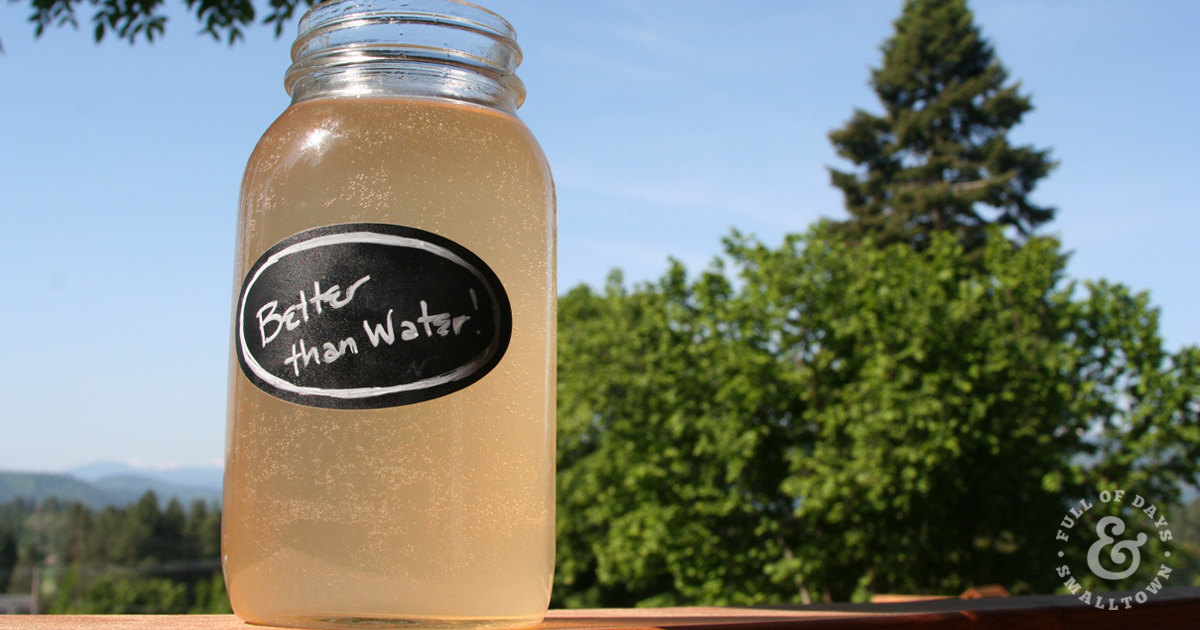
left=0, top=471, right=129, bottom=507
left=0, top=471, right=222, bottom=507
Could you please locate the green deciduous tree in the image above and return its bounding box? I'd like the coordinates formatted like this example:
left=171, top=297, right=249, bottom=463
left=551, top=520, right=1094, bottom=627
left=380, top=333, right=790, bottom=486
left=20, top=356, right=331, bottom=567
left=53, top=574, right=190, bottom=614
left=555, top=225, right=1200, bottom=604
left=829, top=0, right=1055, bottom=252
left=13, top=0, right=316, bottom=44
left=190, top=571, right=233, bottom=613
left=556, top=267, right=800, bottom=606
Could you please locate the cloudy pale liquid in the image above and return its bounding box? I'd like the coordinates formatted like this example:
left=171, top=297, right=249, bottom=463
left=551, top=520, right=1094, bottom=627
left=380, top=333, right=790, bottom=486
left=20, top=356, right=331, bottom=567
left=224, top=97, right=556, bottom=629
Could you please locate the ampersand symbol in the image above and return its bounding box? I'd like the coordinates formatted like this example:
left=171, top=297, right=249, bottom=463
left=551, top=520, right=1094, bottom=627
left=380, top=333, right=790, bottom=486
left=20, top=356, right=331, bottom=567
left=1086, top=515, right=1147, bottom=580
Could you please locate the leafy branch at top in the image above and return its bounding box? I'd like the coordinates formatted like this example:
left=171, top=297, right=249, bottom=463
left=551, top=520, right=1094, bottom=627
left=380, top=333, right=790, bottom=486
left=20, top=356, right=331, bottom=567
left=15, top=0, right=318, bottom=45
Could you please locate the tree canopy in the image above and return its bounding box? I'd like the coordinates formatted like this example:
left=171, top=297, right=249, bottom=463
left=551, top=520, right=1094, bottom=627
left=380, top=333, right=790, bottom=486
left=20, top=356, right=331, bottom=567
left=16, top=0, right=316, bottom=44
left=555, top=225, right=1200, bottom=605
left=829, top=0, right=1056, bottom=252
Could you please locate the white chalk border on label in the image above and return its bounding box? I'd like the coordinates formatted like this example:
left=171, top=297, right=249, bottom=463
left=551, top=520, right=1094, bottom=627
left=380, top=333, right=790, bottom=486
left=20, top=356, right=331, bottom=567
left=235, top=223, right=512, bottom=409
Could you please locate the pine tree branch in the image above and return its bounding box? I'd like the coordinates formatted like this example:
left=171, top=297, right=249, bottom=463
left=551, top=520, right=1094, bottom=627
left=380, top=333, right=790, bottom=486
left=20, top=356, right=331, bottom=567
left=888, top=172, right=1011, bottom=194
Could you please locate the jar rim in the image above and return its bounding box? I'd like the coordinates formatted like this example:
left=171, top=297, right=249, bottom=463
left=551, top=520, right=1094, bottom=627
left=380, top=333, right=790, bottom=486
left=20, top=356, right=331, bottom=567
left=286, top=0, right=525, bottom=110
left=295, top=0, right=520, bottom=49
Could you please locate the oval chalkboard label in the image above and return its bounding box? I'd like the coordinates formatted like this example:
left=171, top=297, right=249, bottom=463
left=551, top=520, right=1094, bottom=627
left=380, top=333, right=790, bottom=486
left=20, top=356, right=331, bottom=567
left=235, top=223, right=512, bottom=409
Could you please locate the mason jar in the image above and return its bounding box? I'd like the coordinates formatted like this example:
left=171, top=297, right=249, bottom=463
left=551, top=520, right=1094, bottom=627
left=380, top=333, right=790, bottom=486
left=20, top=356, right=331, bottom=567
left=223, top=2, right=556, bottom=627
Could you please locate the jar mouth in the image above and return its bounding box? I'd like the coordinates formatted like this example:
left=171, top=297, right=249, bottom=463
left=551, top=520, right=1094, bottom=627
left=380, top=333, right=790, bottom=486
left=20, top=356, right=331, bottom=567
left=286, top=0, right=526, bottom=110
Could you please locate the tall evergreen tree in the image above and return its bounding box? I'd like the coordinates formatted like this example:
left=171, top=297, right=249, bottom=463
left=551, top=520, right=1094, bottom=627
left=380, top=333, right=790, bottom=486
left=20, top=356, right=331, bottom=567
left=829, top=0, right=1055, bottom=252
left=0, top=523, right=17, bottom=591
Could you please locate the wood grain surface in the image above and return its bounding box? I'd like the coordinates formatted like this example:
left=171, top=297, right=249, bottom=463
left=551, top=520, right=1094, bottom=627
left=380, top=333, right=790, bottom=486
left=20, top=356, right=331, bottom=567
left=1, top=587, right=1197, bottom=630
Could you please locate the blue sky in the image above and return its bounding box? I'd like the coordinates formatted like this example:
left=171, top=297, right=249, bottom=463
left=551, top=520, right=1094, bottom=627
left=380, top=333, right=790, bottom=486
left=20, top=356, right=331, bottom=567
left=1, top=0, right=1197, bottom=472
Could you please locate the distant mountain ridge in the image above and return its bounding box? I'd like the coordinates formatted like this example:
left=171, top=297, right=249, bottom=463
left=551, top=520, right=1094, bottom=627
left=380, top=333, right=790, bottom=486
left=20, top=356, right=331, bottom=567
left=0, top=463, right=222, bottom=507
left=0, top=471, right=125, bottom=507
left=69, top=461, right=224, bottom=490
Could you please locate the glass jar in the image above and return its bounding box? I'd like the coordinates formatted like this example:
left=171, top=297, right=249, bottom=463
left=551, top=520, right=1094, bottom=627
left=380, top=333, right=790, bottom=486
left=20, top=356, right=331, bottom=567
left=223, top=1, right=556, bottom=628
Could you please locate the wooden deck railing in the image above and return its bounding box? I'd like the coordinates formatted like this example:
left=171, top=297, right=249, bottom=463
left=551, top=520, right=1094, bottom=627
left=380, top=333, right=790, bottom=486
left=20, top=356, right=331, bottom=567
left=2, top=586, right=1198, bottom=629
